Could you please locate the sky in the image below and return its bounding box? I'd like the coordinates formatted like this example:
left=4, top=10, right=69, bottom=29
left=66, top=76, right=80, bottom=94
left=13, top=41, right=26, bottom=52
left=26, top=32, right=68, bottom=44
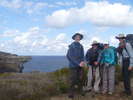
left=0, top=0, right=133, bottom=55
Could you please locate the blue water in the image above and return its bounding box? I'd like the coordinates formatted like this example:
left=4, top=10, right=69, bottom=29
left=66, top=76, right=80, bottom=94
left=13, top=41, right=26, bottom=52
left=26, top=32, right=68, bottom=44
left=23, top=56, right=69, bottom=72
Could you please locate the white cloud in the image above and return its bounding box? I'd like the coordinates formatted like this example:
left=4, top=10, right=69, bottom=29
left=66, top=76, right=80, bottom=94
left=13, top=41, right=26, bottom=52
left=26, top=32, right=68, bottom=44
left=0, top=0, right=22, bottom=9
left=0, top=27, right=120, bottom=55
left=0, top=27, right=70, bottom=55
left=25, top=2, right=48, bottom=14
left=0, top=0, right=77, bottom=14
left=0, top=30, right=19, bottom=38
left=55, top=1, right=77, bottom=6
left=109, top=35, right=119, bottom=46
left=0, top=0, right=48, bottom=14
left=46, top=1, right=133, bottom=28
left=56, top=33, right=66, bottom=41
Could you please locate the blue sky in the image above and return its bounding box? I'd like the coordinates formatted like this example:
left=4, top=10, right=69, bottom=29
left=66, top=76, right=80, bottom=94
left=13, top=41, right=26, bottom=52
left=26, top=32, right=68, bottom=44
left=0, top=0, right=133, bottom=55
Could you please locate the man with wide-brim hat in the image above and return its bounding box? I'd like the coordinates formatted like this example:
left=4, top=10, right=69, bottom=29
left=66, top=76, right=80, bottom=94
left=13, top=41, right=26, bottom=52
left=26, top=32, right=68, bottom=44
left=116, top=33, right=133, bottom=96
left=72, top=33, right=83, bottom=40
left=67, top=33, right=85, bottom=98
left=116, top=34, right=126, bottom=39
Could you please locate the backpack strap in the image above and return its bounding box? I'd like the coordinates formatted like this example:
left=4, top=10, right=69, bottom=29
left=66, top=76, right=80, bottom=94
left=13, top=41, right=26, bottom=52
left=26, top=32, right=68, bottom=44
left=124, top=42, right=132, bottom=58
left=124, top=47, right=130, bottom=57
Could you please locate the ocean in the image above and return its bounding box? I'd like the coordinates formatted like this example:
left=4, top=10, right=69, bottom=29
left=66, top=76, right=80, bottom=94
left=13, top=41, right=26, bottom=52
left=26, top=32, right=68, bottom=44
left=23, top=56, right=69, bottom=72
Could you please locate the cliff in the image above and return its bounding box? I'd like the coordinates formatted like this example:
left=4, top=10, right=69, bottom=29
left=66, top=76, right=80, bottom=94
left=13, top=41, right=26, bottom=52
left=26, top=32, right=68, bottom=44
left=0, top=51, right=31, bottom=73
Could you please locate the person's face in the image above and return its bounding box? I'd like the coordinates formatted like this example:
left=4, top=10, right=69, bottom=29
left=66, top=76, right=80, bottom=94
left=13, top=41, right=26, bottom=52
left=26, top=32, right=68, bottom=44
left=118, top=38, right=124, bottom=43
left=75, top=35, right=81, bottom=42
left=104, top=44, right=109, bottom=49
left=92, top=45, right=98, bottom=49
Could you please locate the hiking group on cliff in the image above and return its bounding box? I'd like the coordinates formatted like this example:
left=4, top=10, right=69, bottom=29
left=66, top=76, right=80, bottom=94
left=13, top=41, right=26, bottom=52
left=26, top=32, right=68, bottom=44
left=67, top=33, right=133, bottom=99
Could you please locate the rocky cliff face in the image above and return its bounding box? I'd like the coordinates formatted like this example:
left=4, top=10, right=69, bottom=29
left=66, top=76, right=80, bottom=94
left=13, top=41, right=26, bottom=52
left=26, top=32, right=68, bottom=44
left=0, top=51, right=31, bottom=73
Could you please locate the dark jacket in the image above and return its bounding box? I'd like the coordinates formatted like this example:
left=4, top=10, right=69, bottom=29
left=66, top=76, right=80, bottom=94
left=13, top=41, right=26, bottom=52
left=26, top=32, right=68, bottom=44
left=86, top=47, right=101, bottom=66
left=67, top=42, right=84, bottom=68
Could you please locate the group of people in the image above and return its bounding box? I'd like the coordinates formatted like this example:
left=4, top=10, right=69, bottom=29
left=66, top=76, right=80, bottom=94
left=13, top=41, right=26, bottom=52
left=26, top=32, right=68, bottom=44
left=67, top=33, right=133, bottom=99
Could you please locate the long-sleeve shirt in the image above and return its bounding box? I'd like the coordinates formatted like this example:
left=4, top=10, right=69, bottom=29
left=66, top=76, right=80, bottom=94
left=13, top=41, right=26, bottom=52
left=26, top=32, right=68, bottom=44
left=66, top=41, right=84, bottom=68
left=122, top=43, right=133, bottom=67
left=86, top=47, right=102, bottom=66
left=100, top=47, right=116, bottom=65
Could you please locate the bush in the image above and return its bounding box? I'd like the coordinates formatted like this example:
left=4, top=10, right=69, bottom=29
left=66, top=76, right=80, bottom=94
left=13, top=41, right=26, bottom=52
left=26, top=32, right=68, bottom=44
left=0, top=66, right=124, bottom=100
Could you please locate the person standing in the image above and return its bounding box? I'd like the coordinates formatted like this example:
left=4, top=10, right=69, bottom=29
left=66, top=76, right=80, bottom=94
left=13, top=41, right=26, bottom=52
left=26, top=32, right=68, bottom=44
left=84, top=41, right=101, bottom=93
left=100, top=43, right=116, bottom=95
left=67, top=33, right=85, bottom=98
left=116, top=34, right=133, bottom=96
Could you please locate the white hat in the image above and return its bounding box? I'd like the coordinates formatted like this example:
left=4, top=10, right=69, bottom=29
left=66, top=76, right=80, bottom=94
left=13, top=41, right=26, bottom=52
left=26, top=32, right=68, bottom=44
left=116, top=34, right=126, bottom=39
left=92, top=40, right=99, bottom=45
left=103, top=41, right=109, bottom=45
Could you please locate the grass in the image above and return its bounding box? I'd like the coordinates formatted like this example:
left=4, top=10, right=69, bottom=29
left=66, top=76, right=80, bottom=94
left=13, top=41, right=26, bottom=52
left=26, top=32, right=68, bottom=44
left=0, top=66, right=132, bottom=100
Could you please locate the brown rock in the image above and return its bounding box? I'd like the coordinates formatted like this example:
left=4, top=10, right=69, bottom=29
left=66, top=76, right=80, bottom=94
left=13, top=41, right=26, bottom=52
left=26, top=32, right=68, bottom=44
left=0, top=51, right=31, bottom=73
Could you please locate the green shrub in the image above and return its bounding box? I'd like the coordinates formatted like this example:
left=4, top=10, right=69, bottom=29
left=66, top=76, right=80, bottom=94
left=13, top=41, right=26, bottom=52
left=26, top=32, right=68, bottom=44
left=0, top=66, right=125, bottom=100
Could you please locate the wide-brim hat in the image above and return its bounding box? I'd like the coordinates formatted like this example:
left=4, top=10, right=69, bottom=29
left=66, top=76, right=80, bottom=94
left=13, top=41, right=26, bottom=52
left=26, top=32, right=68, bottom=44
left=72, top=33, right=83, bottom=40
left=92, top=40, right=99, bottom=45
left=103, top=42, right=109, bottom=45
left=116, top=34, right=126, bottom=39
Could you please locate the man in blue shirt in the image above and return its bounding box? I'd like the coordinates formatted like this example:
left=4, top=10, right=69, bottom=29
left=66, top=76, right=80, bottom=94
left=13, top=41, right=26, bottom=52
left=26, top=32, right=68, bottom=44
left=67, top=33, right=85, bottom=98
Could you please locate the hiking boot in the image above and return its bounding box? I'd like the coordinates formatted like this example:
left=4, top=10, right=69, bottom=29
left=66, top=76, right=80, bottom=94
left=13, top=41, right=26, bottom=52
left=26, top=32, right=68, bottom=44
left=81, top=91, right=86, bottom=96
left=68, top=94, right=74, bottom=99
left=102, top=91, right=107, bottom=94
left=108, top=92, right=113, bottom=95
left=83, top=87, right=92, bottom=92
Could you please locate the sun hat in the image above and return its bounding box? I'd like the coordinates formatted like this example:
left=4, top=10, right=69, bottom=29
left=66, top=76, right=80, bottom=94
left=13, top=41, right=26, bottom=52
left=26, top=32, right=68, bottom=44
left=72, top=33, right=83, bottom=40
left=116, top=34, right=126, bottom=39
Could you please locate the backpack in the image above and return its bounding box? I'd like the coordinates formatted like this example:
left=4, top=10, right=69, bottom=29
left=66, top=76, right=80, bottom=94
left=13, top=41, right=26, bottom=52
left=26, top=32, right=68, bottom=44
left=126, top=34, right=133, bottom=48
left=98, top=43, right=104, bottom=50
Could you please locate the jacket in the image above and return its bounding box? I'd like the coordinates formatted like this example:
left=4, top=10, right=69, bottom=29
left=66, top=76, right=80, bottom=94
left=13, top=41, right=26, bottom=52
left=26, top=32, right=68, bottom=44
left=67, top=41, right=84, bottom=68
left=122, top=43, right=133, bottom=67
left=86, top=47, right=101, bottom=66
left=100, top=47, right=116, bottom=65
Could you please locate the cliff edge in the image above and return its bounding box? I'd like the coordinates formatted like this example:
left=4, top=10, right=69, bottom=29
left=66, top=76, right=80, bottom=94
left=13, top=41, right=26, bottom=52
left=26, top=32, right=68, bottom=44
left=0, top=51, right=31, bottom=73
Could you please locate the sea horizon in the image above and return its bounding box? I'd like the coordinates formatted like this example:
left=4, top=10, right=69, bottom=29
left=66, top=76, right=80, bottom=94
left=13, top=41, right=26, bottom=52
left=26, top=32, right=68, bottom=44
left=23, top=56, right=68, bottom=73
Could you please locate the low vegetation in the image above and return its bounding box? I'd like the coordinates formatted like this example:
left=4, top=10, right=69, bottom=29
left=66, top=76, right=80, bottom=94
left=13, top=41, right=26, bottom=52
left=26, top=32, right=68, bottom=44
left=0, top=65, right=132, bottom=100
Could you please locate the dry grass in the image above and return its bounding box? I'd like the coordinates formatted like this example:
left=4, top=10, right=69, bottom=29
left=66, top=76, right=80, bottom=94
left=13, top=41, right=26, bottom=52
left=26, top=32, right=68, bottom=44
left=51, top=82, right=133, bottom=100
left=0, top=66, right=132, bottom=100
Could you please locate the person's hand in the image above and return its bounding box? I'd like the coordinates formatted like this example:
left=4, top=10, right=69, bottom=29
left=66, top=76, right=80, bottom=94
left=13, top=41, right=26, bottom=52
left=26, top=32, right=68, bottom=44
left=79, top=61, right=85, bottom=67
left=128, top=66, right=133, bottom=71
left=94, top=61, right=99, bottom=66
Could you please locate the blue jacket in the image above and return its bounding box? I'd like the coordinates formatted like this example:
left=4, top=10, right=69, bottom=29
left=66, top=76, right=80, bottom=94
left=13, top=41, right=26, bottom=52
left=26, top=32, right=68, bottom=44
left=100, top=47, right=116, bottom=65
left=67, top=42, right=84, bottom=68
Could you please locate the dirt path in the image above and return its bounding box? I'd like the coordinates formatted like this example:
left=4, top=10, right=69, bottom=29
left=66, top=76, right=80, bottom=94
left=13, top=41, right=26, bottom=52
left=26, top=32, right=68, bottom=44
left=51, top=83, right=133, bottom=100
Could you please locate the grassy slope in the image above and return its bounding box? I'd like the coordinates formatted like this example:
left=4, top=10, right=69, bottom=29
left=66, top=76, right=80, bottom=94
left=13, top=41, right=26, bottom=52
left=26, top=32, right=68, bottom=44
left=0, top=66, right=132, bottom=100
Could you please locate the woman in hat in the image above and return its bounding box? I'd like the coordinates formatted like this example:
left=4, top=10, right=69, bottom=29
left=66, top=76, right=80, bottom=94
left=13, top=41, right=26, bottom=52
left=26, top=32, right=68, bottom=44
left=100, top=43, right=116, bottom=95
left=67, top=33, right=85, bottom=98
